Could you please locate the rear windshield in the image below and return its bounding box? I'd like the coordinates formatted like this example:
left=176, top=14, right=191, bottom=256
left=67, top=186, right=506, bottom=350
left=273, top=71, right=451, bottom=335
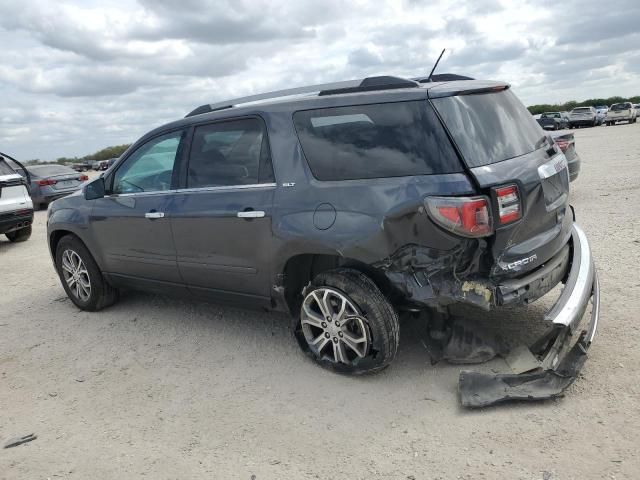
left=28, top=165, right=76, bottom=176
left=431, top=89, right=545, bottom=168
left=611, top=103, right=629, bottom=111
left=0, top=159, right=16, bottom=176
left=293, top=101, right=461, bottom=181
left=572, top=107, right=591, bottom=113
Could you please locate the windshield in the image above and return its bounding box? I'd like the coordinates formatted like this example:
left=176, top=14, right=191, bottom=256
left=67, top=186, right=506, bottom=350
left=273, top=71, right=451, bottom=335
left=28, top=165, right=76, bottom=177
left=431, top=89, right=545, bottom=168
left=572, top=108, right=591, bottom=113
left=541, top=112, right=560, bottom=118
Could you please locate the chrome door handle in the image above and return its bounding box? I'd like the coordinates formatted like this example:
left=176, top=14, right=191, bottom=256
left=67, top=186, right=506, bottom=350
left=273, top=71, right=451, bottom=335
left=237, top=210, right=265, bottom=218
left=145, top=211, right=165, bottom=219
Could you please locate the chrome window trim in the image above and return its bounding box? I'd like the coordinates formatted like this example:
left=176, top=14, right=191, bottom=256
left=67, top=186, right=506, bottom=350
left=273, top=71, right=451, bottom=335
left=176, top=183, right=277, bottom=194
left=104, top=189, right=178, bottom=199
left=104, top=183, right=277, bottom=198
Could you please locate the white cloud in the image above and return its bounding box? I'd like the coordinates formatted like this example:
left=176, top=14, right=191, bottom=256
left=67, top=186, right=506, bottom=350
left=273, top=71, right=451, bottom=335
left=0, top=0, right=639, bottom=160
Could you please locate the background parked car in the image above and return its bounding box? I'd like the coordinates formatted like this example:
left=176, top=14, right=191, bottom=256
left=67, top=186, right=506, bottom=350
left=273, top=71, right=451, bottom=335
left=595, top=105, right=608, bottom=116
left=24, top=164, right=88, bottom=209
left=606, top=102, right=637, bottom=125
left=0, top=153, right=33, bottom=242
left=568, top=106, right=598, bottom=128
left=536, top=111, right=569, bottom=130
left=550, top=131, right=580, bottom=182
left=71, top=161, right=92, bottom=172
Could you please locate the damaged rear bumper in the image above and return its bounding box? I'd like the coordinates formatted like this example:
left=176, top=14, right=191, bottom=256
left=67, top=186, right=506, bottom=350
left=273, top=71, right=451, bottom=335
left=459, top=223, right=599, bottom=407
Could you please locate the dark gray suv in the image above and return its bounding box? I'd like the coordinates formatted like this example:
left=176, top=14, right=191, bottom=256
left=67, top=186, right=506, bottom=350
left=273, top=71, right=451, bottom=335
left=47, top=76, right=599, bottom=406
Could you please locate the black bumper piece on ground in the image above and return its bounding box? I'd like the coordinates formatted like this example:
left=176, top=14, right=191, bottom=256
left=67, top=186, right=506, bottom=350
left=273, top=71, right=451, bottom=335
left=459, top=224, right=599, bottom=408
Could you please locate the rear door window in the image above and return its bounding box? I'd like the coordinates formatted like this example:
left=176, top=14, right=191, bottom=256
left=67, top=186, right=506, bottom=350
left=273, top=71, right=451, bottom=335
left=187, top=118, right=273, bottom=188
left=432, top=89, right=546, bottom=168
left=293, top=101, right=461, bottom=181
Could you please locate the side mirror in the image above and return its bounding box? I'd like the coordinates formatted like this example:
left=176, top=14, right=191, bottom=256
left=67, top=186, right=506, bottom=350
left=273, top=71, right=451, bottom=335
left=85, top=177, right=105, bottom=200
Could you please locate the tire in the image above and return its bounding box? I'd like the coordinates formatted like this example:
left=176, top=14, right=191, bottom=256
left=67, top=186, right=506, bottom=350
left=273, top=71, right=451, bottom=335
left=294, top=268, right=399, bottom=374
left=5, top=226, right=32, bottom=243
left=55, top=234, right=119, bottom=311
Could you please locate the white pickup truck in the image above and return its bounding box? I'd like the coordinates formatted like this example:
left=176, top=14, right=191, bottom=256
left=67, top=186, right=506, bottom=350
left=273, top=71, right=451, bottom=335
left=605, top=102, right=637, bottom=125
left=0, top=153, right=33, bottom=242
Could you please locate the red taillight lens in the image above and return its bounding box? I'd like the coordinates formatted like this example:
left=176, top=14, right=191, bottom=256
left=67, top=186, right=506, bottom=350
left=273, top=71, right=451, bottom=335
left=79, top=175, right=89, bottom=181
left=36, top=179, right=56, bottom=186
left=554, top=138, right=569, bottom=152
left=495, top=185, right=521, bottom=224
left=425, top=196, right=492, bottom=237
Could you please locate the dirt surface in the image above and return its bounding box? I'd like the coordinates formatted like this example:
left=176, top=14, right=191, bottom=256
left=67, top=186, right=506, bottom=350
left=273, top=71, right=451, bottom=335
left=1, top=123, right=640, bottom=479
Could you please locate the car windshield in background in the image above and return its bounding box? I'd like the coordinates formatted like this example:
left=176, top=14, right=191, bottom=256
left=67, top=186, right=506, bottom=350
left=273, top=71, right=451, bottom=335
left=28, top=165, right=77, bottom=176
left=572, top=108, right=591, bottom=113
left=541, top=112, right=560, bottom=118
left=293, top=101, right=461, bottom=181
left=610, top=104, right=628, bottom=111
left=432, top=89, right=545, bottom=168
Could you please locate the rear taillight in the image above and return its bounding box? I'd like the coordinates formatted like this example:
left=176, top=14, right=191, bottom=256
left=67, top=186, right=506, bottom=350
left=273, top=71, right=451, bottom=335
left=36, top=179, right=57, bottom=186
left=425, top=196, right=492, bottom=238
left=554, top=138, right=569, bottom=152
left=79, top=175, right=89, bottom=181
left=495, top=185, right=521, bottom=225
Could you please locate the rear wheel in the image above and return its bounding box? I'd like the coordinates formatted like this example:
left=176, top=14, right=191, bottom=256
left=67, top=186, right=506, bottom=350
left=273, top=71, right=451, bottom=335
left=294, top=268, right=399, bottom=374
left=55, top=235, right=119, bottom=311
left=5, top=226, right=32, bottom=242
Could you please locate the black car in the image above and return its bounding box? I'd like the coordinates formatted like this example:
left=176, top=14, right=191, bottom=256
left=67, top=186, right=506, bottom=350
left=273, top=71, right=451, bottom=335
left=71, top=162, right=91, bottom=172
left=46, top=76, right=599, bottom=407
left=536, top=111, right=569, bottom=130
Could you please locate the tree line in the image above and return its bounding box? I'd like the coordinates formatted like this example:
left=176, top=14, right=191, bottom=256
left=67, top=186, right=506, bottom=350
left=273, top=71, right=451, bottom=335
left=25, top=143, right=131, bottom=165
left=527, top=95, right=640, bottom=115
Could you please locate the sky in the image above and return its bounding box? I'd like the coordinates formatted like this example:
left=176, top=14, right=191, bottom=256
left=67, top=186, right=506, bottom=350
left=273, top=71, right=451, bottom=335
left=1, top=0, right=639, bottom=161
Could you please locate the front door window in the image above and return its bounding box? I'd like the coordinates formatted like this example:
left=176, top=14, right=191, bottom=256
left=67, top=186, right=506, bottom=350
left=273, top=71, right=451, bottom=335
left=113, top=131, right=183, bottom=194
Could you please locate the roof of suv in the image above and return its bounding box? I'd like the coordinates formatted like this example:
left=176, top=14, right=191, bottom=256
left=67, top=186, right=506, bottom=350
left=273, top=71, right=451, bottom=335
left=139, top=76, right=508, bottom=144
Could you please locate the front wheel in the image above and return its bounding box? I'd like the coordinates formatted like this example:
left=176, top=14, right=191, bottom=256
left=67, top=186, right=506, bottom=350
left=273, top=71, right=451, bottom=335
left=294, top=268, right=399, bottom=374
left=55, top=235, right=119, bottom=311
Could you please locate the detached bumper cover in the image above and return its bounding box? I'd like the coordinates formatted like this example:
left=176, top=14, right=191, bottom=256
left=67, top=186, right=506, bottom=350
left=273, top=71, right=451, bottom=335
left=459, top=223, right=599, bottom=408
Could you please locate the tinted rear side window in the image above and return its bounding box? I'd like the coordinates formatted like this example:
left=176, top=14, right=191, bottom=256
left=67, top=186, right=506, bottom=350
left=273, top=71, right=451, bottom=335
left=432, top=89, right=545, bottom=168
left=188, top=118, right=273, bottom=187
left=293, top=101, right=461, bottom=181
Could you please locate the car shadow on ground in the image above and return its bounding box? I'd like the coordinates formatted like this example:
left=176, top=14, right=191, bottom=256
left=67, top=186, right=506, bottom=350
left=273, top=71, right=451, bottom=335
left=97, top=287, right=555, bottom=381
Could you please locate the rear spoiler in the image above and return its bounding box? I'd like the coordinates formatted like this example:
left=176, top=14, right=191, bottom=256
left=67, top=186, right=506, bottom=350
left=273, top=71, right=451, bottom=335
left=427, top=81, right=510, bottom=99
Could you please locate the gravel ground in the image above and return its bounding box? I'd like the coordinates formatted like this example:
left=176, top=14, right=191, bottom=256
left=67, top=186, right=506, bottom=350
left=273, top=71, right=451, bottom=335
left=1, top=122, right=639, bottom=479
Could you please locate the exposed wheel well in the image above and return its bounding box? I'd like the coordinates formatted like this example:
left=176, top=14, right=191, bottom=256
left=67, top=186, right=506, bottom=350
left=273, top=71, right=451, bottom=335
left=282, top=254, right=394, bottom=316
left=49, top=230, right=77, bottom=257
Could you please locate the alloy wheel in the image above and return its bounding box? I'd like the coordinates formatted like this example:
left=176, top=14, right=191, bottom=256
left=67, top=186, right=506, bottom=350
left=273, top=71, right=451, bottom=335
left=61, top=249, right=91, bottom=302
left=300, top=287, right=370, bottom=365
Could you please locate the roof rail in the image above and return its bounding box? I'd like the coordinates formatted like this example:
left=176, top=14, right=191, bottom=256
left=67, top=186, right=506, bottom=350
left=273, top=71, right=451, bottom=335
left=185, top=75, right=420, bottom=118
